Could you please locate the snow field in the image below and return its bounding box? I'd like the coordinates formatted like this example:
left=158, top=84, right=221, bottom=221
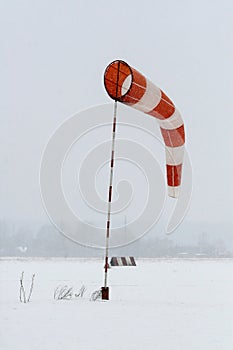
left=0, top=258, right=233, bottom=350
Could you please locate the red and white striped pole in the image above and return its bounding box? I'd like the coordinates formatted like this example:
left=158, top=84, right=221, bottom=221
left=102, top=64, right=120, bottom=300
left=101, top=101, right=117, bottom=300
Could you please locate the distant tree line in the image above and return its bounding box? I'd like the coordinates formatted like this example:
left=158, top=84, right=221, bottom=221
left=0, top=221, right=232, bottom=258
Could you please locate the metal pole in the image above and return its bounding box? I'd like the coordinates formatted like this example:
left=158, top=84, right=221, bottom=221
left=102, top=60, right=121, bottom=300
left=102, top=100, right=118, bottom=300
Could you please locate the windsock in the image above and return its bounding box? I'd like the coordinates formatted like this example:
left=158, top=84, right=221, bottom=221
left=104, top=60, right=185, bottom=198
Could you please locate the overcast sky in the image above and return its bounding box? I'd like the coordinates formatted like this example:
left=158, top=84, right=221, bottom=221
left=0, top=1, right=232, bottom=241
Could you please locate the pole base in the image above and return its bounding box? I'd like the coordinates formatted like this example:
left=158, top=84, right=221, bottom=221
left=101, top=287, right=109, bottom=300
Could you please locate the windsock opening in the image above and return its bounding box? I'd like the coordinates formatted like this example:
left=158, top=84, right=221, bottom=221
left=104, top=60, right=133, bottom=100
left=104, top=60, right=152, bottom=108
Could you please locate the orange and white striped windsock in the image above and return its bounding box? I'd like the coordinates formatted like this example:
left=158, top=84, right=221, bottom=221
left=104, top=60, right=185, bottom=198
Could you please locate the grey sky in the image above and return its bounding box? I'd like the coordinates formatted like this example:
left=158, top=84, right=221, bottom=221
left=0, top=1, right=232, bottom=238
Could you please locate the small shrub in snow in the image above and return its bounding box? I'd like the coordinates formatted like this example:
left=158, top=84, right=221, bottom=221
left=75, top=285, right=86, bottom=298
left=90, top=289, right=101, bottom=301
left=54, top=285, right=73, bottom=300
left=19, top=271, right=35, bottom=303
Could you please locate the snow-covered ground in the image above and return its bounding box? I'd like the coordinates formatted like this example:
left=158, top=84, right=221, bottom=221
left=1, top=258, right=233, bottom=350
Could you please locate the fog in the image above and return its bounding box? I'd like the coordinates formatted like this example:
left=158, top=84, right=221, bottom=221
left=0, top=1, right=232, bottom=256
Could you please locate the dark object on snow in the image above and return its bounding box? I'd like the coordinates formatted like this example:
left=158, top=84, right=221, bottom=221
left=101, top=286, right=109, bottom=300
